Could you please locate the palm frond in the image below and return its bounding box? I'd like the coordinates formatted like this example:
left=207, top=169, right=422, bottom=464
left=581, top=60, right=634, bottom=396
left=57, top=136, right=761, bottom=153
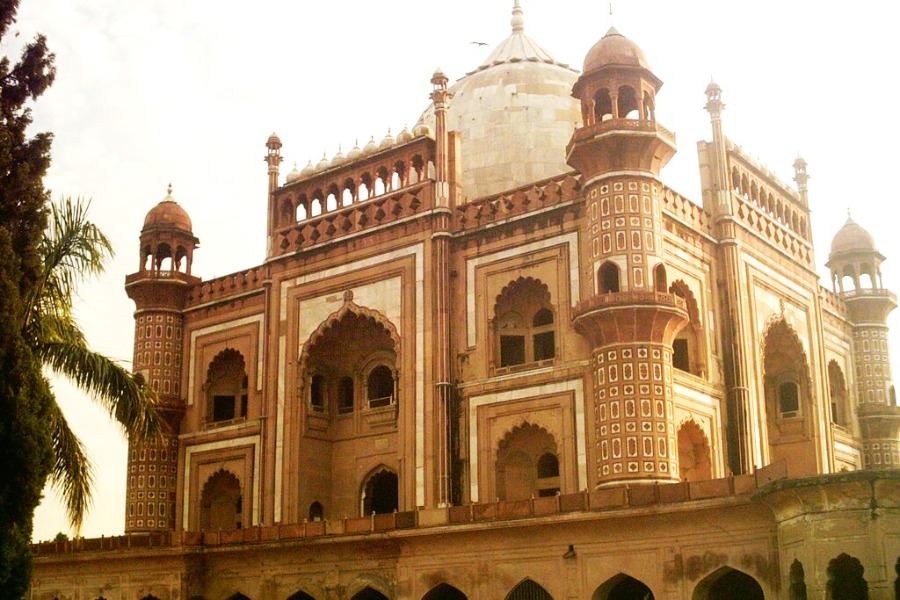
left=37, top=330, right=161, bottom=442
left=47, top=400, right=94, bottom=535
left=23, top=196, right=113, bottom=330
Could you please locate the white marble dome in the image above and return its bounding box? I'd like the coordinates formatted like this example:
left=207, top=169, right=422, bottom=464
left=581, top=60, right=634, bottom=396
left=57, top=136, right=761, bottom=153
left=420, top=1, right=582, bottom=201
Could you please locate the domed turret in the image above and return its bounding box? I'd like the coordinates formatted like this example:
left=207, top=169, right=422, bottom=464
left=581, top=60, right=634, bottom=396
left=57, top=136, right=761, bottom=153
left=136, top=185, right=199, bottom=276
left=582, top=27, right=651, bottom=74
left=830, top=216, right=879, bottom=258
left=143, top=185, right=193, bottom=232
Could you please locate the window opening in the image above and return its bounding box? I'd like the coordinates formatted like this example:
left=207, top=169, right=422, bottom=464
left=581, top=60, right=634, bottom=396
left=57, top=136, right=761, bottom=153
left=367, top=366, right=394, bottom=408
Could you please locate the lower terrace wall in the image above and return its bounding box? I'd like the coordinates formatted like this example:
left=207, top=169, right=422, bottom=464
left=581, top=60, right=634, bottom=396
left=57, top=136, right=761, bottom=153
left=30, top=471, right=900, bottom=600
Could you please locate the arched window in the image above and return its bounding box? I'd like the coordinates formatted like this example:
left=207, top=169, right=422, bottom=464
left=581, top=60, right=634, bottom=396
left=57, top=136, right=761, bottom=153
left=362, top=468, right=398, bottom=515
left=778, top=381, right=800, bottom=416
left=654, top=264, right=667, bottom=293
left=669, top=280, right=703, bottom=376
left=338, top=376, right=354, bottom=414
left=206, top=349, right=249, bottom=424
left=594, top=88, right=613, bottom=122
left=308, top=501, right=323, bottom=522
left=310, top=373, right=326, bottom=412
left=367, top=365, right=394, bottom=408
left=617, top=85, right=639, bottom=119
left=599, top=262, right=620, bottom=294
left=200, top=470, right=243, bottom=531
left=494, top=277, right=557, bottom=370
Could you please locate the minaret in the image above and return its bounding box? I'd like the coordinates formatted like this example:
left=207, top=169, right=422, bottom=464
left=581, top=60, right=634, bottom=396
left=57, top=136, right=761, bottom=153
left=123, top=186, right=200, bottom=532
left=827, top=217, right=900, bottom=469
left=703, top=82, right=754, bottom=474
left=265, top=132, right=283, bottom=257
left=567, top=29, right=688, bottom=485
left=430, top=68, right=456, bottom=505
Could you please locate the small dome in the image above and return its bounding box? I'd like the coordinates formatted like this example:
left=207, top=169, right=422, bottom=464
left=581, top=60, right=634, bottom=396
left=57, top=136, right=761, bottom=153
left=347, top=141, right=362, bottom=160
left=331, top=147, right=345, bottom=167
left=379, top=129, right=395, bottom=149
left=583, top=27, right=650, bottom=74
left=396, top=126, right=413, bottom=144
left=830, top=216, right=878, bottom=257
left=412, top=120, right=432, bottom=138
left=315, top=152, right=330, bottom=171
left=143, top=185, right=192, bottom=232
left=300, top=160, right=315, bottom=177
left=285, top=162, right=301, bottom=183
left=266, top=132, right=282, bottom=147
left=363, top=136, right=378, bottom=155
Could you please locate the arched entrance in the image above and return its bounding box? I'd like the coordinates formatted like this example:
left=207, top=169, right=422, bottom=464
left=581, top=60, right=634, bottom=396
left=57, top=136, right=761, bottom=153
left=693, top=566, right=763, bottom=600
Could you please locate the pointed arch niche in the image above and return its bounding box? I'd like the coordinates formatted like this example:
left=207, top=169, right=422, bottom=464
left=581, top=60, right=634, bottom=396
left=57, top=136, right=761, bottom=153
left=200, top=469, right=243, bottom=531
left=669, top=280, right=705, bottom=377
left=692, top=566, right=764, bottom=600
left=505, top=579, right=553, bottom=600
left=293, top=293, right=402, bottom=521
left=677, top=419, right=712, bottom=482
left=492, top=277, right=558, bottom=372
left=761, top=317, right=816, bottom=474
left=495, top=422, right=561, bottom=500
left=592, top=573, right=655, bottom=600
left=421, top=583, right=468, bottom=600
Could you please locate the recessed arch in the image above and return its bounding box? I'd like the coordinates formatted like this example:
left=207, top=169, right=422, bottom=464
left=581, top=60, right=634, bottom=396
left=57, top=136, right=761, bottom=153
left=592, top=573, right=654, bottom=600
left=361, top=465, right=398, bottom=516
left=692, top=566, right=763, bottom=600
left=349, top=588, right=389, bottom=600
left=827, top=553, right=869, bottom=600
left=287, top=591, right=317, bottom=600
left=505, top=578, right=553, bottom=600
left=298, top=296, right=401, bottom=384
left=421, top=583, right=468, bottom=600
left=200, top=469, right=243, bottom=531
left=495, top=422, right=560, bottom=500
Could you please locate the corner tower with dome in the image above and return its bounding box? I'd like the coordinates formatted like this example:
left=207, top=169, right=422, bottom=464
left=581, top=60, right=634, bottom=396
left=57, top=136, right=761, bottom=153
left=123, top=185, right=199, bottom=533
left=32, top=4, right=900, bottom=600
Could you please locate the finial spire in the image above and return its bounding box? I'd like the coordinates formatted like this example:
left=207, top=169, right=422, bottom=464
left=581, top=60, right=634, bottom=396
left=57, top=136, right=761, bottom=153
left=511, top=0, right=524, bottom=34
left=609, top=2, right=614, bottom=27
left=167, top=182, right=173, bottom=197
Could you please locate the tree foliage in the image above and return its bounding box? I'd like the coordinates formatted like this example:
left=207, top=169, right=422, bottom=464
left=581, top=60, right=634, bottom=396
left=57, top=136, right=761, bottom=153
left=0, top=1, right=57, bottom=596
left=1, top=2, right=159, bottom=596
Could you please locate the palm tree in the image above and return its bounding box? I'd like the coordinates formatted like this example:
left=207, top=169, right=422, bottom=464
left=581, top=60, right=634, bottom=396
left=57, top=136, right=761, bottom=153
left=22, top=197, right=160, bottom=532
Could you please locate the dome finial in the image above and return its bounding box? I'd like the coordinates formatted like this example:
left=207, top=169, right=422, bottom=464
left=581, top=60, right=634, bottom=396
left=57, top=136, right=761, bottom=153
left=166, top=182, right=173, bottom=197
left=511, top=0, right=524, bottom=34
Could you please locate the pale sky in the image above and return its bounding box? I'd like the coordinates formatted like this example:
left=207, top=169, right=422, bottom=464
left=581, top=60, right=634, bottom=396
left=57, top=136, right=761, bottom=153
left=13, top=0, right=900, bottom=540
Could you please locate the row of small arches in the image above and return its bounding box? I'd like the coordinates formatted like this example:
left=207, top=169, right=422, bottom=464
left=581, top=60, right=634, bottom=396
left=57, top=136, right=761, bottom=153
left=198, top=567, right=764, bottom=600
left=279, top=156, right=435, bottom=225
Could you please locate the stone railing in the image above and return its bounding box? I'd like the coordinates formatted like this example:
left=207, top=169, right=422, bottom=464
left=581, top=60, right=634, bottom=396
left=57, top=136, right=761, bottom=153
left=455, top=173, right=582, bottom=231
left=660, top=186, right=711, bottom=237
left=33, top=471, right=782, bottom=556
left=272, top=181, right=434, bottom=255
left=728, top=191, right=814, bottom=268
left=569, top=118, right=676, bottom=146
left=573, top=290, right=686, bottom=319
left=186, top=265, right=269, bottom=307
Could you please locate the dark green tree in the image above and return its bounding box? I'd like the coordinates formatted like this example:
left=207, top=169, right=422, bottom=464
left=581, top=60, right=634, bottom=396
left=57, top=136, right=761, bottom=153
left=0, top=0, right=57, bottom=596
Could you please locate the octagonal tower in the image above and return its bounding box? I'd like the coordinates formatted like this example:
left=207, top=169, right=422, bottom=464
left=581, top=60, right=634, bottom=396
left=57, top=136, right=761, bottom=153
left=567, top=28, right=688, bottom=485
left=123, top=186, right=200, bottom=532
left=827, top=216, right=900, bottom=469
